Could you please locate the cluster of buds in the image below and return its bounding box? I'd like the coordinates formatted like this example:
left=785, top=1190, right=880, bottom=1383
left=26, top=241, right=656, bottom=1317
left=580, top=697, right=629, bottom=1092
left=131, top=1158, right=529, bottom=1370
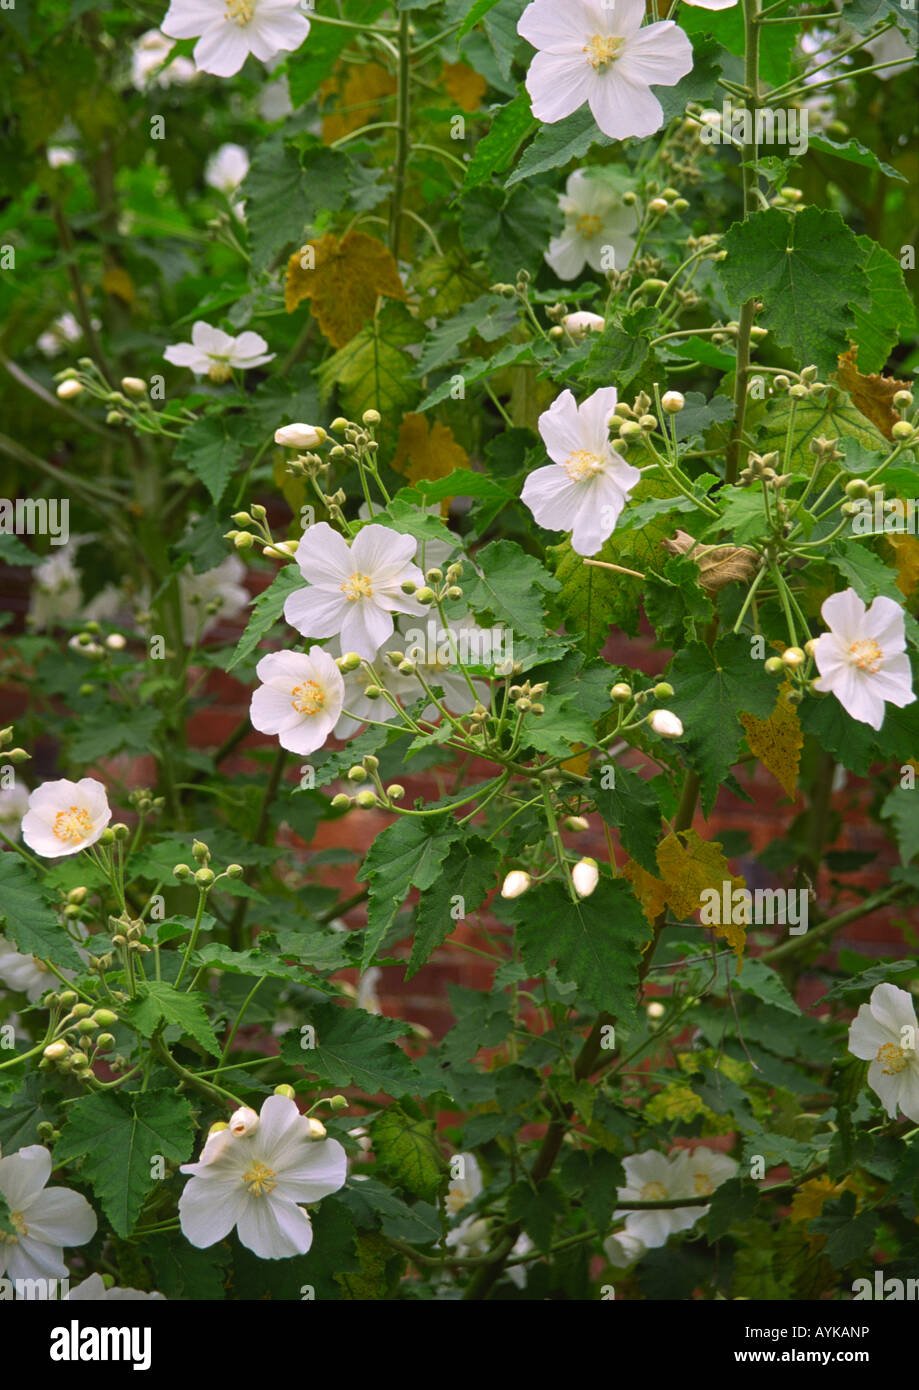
left=508, top=679, right=548, bottom=717
left=771, top=365, right=827, bottom=399
left=39, top=995, right=120, bottom=1083
left=225, top=501, right=297, bottom=563
left=547, top=308, right=606, bottom=341
left=127, top=786, right=165, bottom=819
left=402, top=560, right=464, bottom=609
left=841, top=477, right=887, bottom=516
left=641, top=180, right=690, bottom=218
left=610, top=680, right=683, bottom=738
left=109, top=912, right=151, bottom=957
left=0, top=724, right=29, bottom=766
left=738, top=451, right=792, bottom=491
left=67, top=621, right=129, bottom=662
left=769, top=185, right=804, bottom=210
left=62, top=885, right=89, bottom=921
left=53, top=362, right=166, bottom=433
left=173, top=839, right=244, bottom=893
left=329, top=754, right=404, bottom=811
left=763, top=640, right=826, bottom=701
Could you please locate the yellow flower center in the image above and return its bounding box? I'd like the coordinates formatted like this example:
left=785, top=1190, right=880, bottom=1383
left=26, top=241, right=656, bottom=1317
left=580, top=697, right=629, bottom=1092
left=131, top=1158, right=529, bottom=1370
left=290, top=680, right=325, bottom=717
left=576, top=213, right=603, bottom=238
left=224, top=0, right=255, bottom=26
left=640, top=1180, right=668, bottom=1201
left=564, top=449, right=605, bottom=483
left=53, top=805, right=92, bottom=844
left=340, top=572, right=373, bottom=602
left=583, top=34, right=625, bottom=71
left=207, top=360, right=233, bottom=383
left=876, top=1041, right=910, bottom=1075
left=693, top=1173, right=714, bottom=1196
left=848, top=638, right=883, bottom=673
left=243, top=1160, right=277, bottom=1197
left=0, top=1210, right=27, bottom=1244
left=446, top=1188, right=468, bottom=1216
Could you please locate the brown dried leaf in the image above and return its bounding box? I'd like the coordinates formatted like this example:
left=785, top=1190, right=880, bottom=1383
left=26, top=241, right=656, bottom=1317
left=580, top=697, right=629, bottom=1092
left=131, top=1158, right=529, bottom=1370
left=285, top=231, right=406, bottom=348
left=836, top=347, right=909, bottom=440
left=661, top=530, right=758, bottom=594
left=740, top=680, right=803, bottom=799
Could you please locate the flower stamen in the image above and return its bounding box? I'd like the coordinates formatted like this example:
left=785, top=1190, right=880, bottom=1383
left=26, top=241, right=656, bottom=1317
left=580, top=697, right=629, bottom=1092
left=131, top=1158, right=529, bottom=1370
left=583, top=34, right=626, bottom=71
left=53, top=806, right=92, bottom=844
left=876, top=1042, right=909, bottom=1075
left=340, top=573, right=373, bottom=602
left=848, top=638, right=883, bottom=673
left=224, top=0, right=255, bottom=26
left=576, top=213, right=603, bottom=238
left=640, top=1180, right=668, bottom=1201
left=0, top=1211, right=27, bottom=1244
left=243, top=1160, right=278, bottom=1197
left=290, top=680, right=325, bottom=716
left=564, top=449, right=605, bottom=483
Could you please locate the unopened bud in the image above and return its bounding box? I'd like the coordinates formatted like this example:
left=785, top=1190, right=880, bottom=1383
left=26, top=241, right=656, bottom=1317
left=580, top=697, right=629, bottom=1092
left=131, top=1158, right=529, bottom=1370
left=229, top=1106, right=259, bottom=1137
left=572, top=857, right=599, bottom=898
left=661, top=391, right=684, bottom=413
left=649, top=709, right=683, bottom=738
left=501, top=870, right=531, bottom=899
left=274, top=1084, right=296, bottom=1099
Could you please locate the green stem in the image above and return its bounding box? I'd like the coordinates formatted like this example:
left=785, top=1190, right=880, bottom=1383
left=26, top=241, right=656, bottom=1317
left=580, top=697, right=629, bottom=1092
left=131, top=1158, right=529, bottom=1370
left=389, top=12, right=411, bottom=260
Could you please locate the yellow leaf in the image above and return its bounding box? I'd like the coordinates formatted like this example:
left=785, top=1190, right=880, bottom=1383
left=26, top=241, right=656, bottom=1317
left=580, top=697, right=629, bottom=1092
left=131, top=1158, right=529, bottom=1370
left=885, top=533, right=919, bottom=598
left=561, top=742, right=591, bottom=777
left=836, top=348, right=910, bottom=440
left=285, top=231, right=406, bottom=348
left=740, top=681, right=803, bottom=799
left=321, top=62, right=396, bottom=144
left=645, top=1083, right=714, bottom=1124
left=441, top=61, right=487, bottom=112
left=391, top=413, right=468, bottom=486
left=623, top=829, right=747, bottom=964
left=101, top=267, right=134, bottom=305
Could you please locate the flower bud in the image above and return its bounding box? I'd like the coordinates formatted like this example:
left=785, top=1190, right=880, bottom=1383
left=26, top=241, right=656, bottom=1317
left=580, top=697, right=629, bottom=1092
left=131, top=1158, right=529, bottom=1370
left=275, top=423, right=326, bottom=449
left=121, top=377, right=147, bottom=396
left=307, top=1118, right=327, bottom=1139
left=337, top=651, right=362, bottom=672
left=328, top=1094, right=348, bottom=1111
left=330, top=793, right=351, bottom=810
left=610, top=682, right=632, bottom=703
left=387, top=784, right=406, bottom=801
left=95, top=1033, right=115, bottom=1051
left=891, top=420, right=915, bottom=441
left=76, top=1018, right=97, bottom=1035
left=561, top=311, right=605, bottom=338
left=6, top=748, right=30, bottom=763
left=764, top=656, right=784, bottom=675
left=649, top=709, right=683, bottom=738
left=400, top=580, right=417, bottom=595
left=649, top=199, right=669, bottom=214
left=229, top=1106, right=259, bottom=1137
left=173, top=863, right=191, bottom=880
left=71, top=1003, right=93, bottom=1019
left=56, top=379, right=83, bottom=400
left=501, top=869, right=531, bottom=899
left=234, top=532, right=255, bottom=550
left=43, top=1042, right=70, bottom=1062
left=893, top=390, right=913, bottom=410
left=193, top=840, right=210, bottom=863
left=653, top=681, right=674, bottom=699
left=195, top=867, right=216, bottom=887
left=208, top=1121, right=229, bottom=1138
left=781, top=646, right=806, bottom=670
left=572, top=857, right=599, bottom=898
left=362, top=409, right=381, bottom=426
left=58, top=990, right=78, bottom=1007
left=348, top=765, right=367, bottom=781
left=661, top=391, right=685, bottom=413
left=414, top=586, right=435, bottom=604
left=355, top=790, right=378, bottom=809
left=274, top=1084, right=296, bottom=1099
left=226, top=863, right=243, bottom=878
left=844, top=478, right=870, bottom=499
left=92, top=1009, right=119, bottom=1027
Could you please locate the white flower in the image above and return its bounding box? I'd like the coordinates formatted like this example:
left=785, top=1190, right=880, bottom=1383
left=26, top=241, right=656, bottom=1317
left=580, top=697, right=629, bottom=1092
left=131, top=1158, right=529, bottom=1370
left=65, top=1273, right=166, bottom=1300
left=250, top=648, right=344, bottom=755
left=615, top=1150, right=696, bottom=1248
left=131, top=29, right=197, bottom=88
left=356, top=967, right=382, bottom=1015
left=179, top=555, right=249, bottom=641
left=0, top=1144, right=97, bottom=1284
left=521, top=387, right=640, bottom=556
left=163, top=321, right=274, bottom=382
left=29, top=546, right=83, bottom=629
left=398, top=612, right=492, bottom=718
left=0, top=781, right=30, bottom=843
left=334, top=659, right=418, bottom=740
left=357, top=501, right=457, bottom=574
left=561, top=311, right=605, bottom=338
left=284, top=522, right=425, bottom=661
left=276, top=423, right=325, bottom=450
left=848, top=983, right=919, bottom=1123
left=546, top=170, right=637, bottom=280
left=812, top=589, right=915, bottom=731
left=572, top=857, right=599, bottom=898
left=162, top=0, right=311, bottom=79
left=37, top=311, right=82, bottom=358
left=501, top=870, right=531, bottom=899
left=518, top=0, right=693, bottom=142
left=47, top=147, right=77, bottom=169
left=0, top=937, right=51, bottom=1002
left=258, top=73, right=293, bottom=121
left=444, top=1155, right=530, bottom=1284
left=649, top=709, right=683, bottom=738
left=21, top=778, right=112, bottom=859
left=178, top=1094, right=347, bottom=1259
left=603, top=1229, right=647, bottom=1267
left=669, top=1145, right=738, bottom=1206
left=205, top=143, right=250, bottom=195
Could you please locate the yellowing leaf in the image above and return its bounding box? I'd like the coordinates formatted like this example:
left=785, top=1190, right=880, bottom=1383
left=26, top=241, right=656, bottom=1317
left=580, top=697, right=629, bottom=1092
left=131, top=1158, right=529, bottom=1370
left=391, top=413, right=468, bottom=486
left=645, top=1083, right=714, bottom=1124
left=285, top=231, right=406, bottom=348
left=561, top=742, right=591, bottom=777
left=101, top=267, right=134, bottom=305
left=441, top=61, right=487, bottom=112
left=836, top=348, right=910, bottom=440
left=321, top=62, right=396, bottom=144
left=623, top=829, right=747, bottom=964
left=885, top=533, right=919, bottom=598
left=740, top=681, right=803, bottom=799
left=789, top=1176, right=854, bottom=1226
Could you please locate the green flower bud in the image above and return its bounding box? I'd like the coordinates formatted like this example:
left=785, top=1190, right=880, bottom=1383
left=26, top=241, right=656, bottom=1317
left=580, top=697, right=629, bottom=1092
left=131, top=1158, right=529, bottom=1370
left=95, top=1033, right=115, bottom=1051
left=414, top=587, right=435, bottom=605
left=43, top=1042, right=70, bottom=1061
left=653, top=682, right=674, bottom=700
left=355, top=790, right=378, bottom=809
left=76, top=1018, right=97, bottom=1035
left=347, top=765, right=367, bottom=782
left=610, top=682, right=632, bottom=703
left=58, top=991, right=78, bottom=1007
left=192, top=840, right=210, bottom=863
left=71, top=1003, right=93, bottom=1019
left=764, top=656, right=784, bottom=675
left=328, top=1095, right=348, bottom=1111
left=173, top=863, right=191, bottom=880
left=330, top=793, right=352, bottom=811
left=92, top=1010, right=119, bottom=1027
left=387, top=785, right=406, bottom=801
left=274, top=1083, right=297, bottom=1099
left=195, top=867, right=216, bottom=887
left=226, top=863, right=244, bottom=878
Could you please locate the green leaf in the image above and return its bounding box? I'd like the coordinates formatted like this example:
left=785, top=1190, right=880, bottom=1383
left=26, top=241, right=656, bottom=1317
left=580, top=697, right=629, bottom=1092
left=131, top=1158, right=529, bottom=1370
left=704, top=1177, right=759, bottom=1240
left=651, top=34, right=726, bottom=121
left=409, top=836, right=499, bottom=977
left=68, top=706, right=161, bottom=763
left=464, top=90, right=535, bottom=188
left=848, top=236, right=917, bottom=374
left=506, top=1178, right=566, bottom=1254
left=173, top=417, right=242, bottom=504
left=808, top=135, right=907, bottom=184
left=507, top=878, right=650, bottom=1024
left=462, top=539, right=561, bottom=639
left=823, top=958, right=918, bottom=1001
left=54, top=1089, right=195, bottom=1237
left=718, top=207, right=870, bottom=375
left=506, top=106, right=611, bottom=187
left=0, top=856, right=84, bottom=972
left=415, top=293, right=517, bottom=376
left=727, top=957, right=801, bottom=1016
left=882, top=785, right=919, bottom=865
left=458, top=0, right=505, bottom=38
left=677, top=10, right=792, bottom=86
left=192, top=938, right=349, bottom=982
left=280, top=1001, right=418, bottom=1093
left=592, top=764, right=663, bottom=875
left=359, top=814, right=464, bottom=967
left=798, top=693, right=878, bottom=775
left=668, top=634, right=777, bottom=813
left=225, top=564, right=302, bottom=671
left=242, top=136, right=352, bottom=271
left=757, top=390, right=889, bottom=472
left=0, top=532, right=41, bottom=566
left=459, top=184, right=558, bottom=282
left=416, top=341, right=535, bottom=411
left=370, top=1105, right=443, bottom=1202
left=318, top=301, right=423, bottom=421
left=579, top=306, right=656, bottom=389
left=124, top=981, right=221, bottom=1057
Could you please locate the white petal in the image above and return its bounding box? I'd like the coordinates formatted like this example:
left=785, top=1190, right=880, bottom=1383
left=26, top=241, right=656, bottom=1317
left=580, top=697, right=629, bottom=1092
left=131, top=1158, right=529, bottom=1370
left=537, top=390, right=584, bottom=464
left=339, top=600, right=393, bottom=659
left=869, top=983, right=919, bottom=1037
left=283, top=586, right=347, bottom=640
left=589, top=70, right=665, bottom=141
left=821, top=588, right=866, bottom=644
left=618, top=20, right=695, bottom=87
left=193, top=25, right=251, bottom=77
left=21, top=1187, right=97, bottom=1247
left=525, top=51, right=593, bottom=124
left=0, top=1145, right=52, bottom=1207
left=236, top=1195, right=313, bottom=1258
left=545, top=233, right=588, bottom=280
left=178, top=1176, right=247, bottom=1247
